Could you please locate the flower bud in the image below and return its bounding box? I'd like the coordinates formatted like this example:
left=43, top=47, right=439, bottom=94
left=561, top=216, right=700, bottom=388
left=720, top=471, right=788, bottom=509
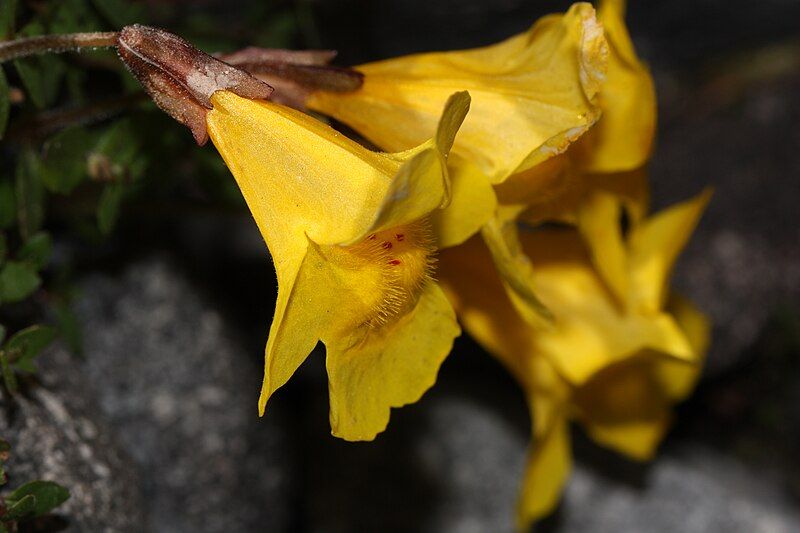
left=117, top=24, right=274, bottom=144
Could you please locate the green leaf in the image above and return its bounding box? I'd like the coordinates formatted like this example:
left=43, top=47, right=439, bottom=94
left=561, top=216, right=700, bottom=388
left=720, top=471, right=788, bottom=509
left=0, top=0, right=16, bottom=39
left=0, top=261, right=41, bottom=303
left=0, top=233, right=6, bottom=265
left=54, top=301, right=82, bottom=357
left=13, top=54, right=67, bottom=109
left=5, top=325, right=56, bottom=369
left=97, top=183, right=125, bottom=235
left=50, top=0, right=103, bottom=33
left=0, top=351, right=18, bottom=394
left=4, top=494, right=36, bottom=520
left=94, top=119, right=144, bottom=174
left=40, top=127, right=98, bottom=194
left=91, top=0, right=146, bottom=28
left=13, top=22, right=66, bottom=109
left=18, top=232, right=52, bottom=270
left=16, top=149, right=45, bottom=240
left=7, top=481, right=70, bottom=517
left=0, top=68, right=9, bottom=139
left=0, top=179, right=15, bottom=229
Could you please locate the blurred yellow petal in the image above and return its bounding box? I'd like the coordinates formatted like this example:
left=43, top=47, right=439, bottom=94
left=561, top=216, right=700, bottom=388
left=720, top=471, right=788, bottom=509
left=431, top=158, right=497, bottom=249
left=508, top=165, right=649, bottom=229
left=669, top=292, right=712, bottom=361
left=308, top=2, right=607, bottom=184
left=655, top=293, right=711, bottom=401
left=576, top=191, right=629, bottom=303
left=571, top=0, right=657, bottom=173
left=207, top=91, right=468, bottom=433
left=518, top=229, right=694, bottom=384
left=326, top=283, right=459, bottom=441
left=518, top=404, right=571, bottom=528
left=481, top=210, right=554, bottom=325
left=572, top=355, right=672, bottom=460
left=440, top=240, right=573, bottom=524
left=628, top=188, right=712, bottom=313
left=493, top=155, right=575, bottom=216
left=438, top=235, right=534, bottom=382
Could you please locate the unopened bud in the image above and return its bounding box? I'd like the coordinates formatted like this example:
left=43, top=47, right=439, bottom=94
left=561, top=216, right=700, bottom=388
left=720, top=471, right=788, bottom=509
left=117, top=24, right=274, bottom=145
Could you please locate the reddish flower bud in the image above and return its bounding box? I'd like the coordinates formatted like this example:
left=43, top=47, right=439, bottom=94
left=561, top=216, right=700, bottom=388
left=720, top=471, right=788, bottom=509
left=117, top=24, right=274, bottom=145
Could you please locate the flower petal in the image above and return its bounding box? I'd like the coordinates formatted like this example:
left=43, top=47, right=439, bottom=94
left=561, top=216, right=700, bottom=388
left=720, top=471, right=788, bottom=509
left=438, top=235, right=535, bottom=382
left=207, top=90, right=398, bottom=251
left=576, top=191, right=630, bottom=304
left=518, top=229, right=695, bottom=384
left=481, top=210, right=554, bottom=325
left=325, top=282, right=459, bottom=441
left=628, top=188, right=712, bottom=313
left=431, top=158, right=497, bottom=249
left=572, top=355, right=672, bottom=460
left=571, top=0, right=657, bottom=173
left=363, top=92, right=472, bottom=238
left=654, top=293, right=711, bottom=401
left=257, top=239, right=319, bottom=415
left=308, top=2, right=607, bottom=184
left=518, top=399, right=571, bottom=527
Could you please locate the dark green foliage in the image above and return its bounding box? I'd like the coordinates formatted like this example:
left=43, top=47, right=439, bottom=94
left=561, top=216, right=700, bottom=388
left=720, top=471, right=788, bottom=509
left=0, top=261, right=40, bottom=304
left=0, top=440, right=70, bottom=528
left=15, top=149, right=45, bottom=240
left=0, top=0, right=298, bottom=522
left=0, top=69, right=9, bottom=139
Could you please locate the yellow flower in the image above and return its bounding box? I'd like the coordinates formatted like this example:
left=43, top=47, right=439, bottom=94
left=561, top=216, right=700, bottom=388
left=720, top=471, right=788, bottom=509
left=481, top=0, right=663, bottom=323
left=493, top=0, right=657, bottom=229
left=438, top=191, right=711, bottom=526
left=205, top=90, right=471, bottom=441
left=307, top=2, right=608, bottom=247
left=571, top=0, right=657, bottom=173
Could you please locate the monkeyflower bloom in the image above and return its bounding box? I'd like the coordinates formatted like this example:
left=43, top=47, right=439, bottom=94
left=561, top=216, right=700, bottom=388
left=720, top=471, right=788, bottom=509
left=479, top=0, right=659, bottom=322
left=206, top=90, right=471, bottom=441
left=307, top=2, right=608, bottom=246
left=494, top=0, right=656, bottom=228
left=439, top=190, right=711, bottom=526
left=116, top=23, right=468, bottom=441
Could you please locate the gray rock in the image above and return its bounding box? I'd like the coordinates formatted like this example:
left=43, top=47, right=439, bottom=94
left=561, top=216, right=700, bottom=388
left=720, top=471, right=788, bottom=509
left=304, top=354, right=530, bottom=533
left=74, top=257, right=295, bottom=533
left=303, top=356, right=800, bottom=533
left=1, top=347, right=145, bottom=532
left=653, top=68, right=800, bottom=374
left=560, top=446, right=800, bottom=533
left=415, top=396, right=527, bottom=533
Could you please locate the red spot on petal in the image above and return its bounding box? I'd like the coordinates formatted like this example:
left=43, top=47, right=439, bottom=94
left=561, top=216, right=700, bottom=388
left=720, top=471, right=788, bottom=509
left=388, top=259, right=401, bottom=266
left=395, top=233, right=405, bottom=241
left=382, top=241, right=393, bottom=250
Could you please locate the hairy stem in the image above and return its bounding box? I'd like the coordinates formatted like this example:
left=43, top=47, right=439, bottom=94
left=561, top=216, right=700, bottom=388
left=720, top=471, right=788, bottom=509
left=0, top=32, right=119, bottom=63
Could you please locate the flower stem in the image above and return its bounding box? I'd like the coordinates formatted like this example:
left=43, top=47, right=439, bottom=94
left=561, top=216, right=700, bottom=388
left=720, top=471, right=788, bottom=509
left=0, top=32, right=119, bottom=63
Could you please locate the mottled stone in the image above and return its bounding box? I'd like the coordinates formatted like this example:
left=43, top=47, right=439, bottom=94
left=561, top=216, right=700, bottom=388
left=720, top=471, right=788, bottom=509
left=1, top=348, right=145, bottom=532
left=75, top=257, right=295, bottom=533
left=559, top=446, right=800, bottom=533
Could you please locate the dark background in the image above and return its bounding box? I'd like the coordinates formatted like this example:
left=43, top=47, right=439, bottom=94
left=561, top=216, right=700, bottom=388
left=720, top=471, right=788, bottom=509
left=3, top=1, right=800, bottom=531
